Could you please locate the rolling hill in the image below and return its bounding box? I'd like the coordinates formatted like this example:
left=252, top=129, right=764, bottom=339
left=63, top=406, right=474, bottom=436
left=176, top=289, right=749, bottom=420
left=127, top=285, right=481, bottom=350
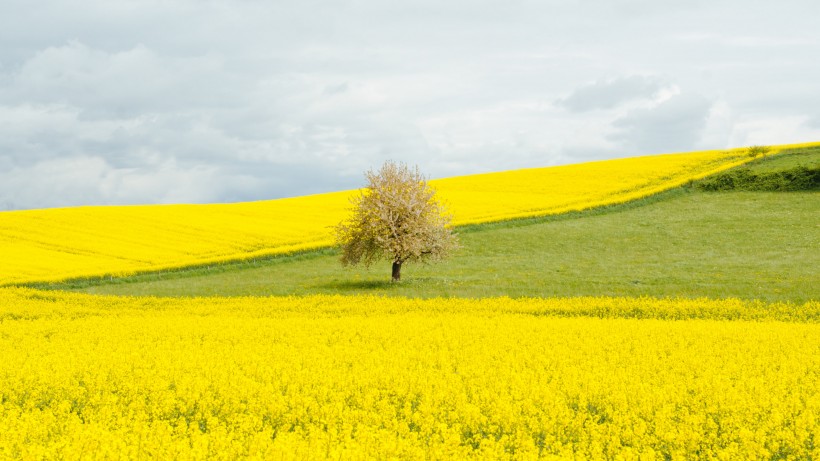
left=5, top=143, right=816, bottom=286
left=53, top=145, right=820, bottom=302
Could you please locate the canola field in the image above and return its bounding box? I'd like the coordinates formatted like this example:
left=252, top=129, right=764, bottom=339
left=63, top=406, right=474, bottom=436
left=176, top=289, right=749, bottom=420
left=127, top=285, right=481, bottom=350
left=5, top=143, right=817, bottom=286
left=2, top=144, right=819, bottom=460
left=2, top=288, right=819, bottom=460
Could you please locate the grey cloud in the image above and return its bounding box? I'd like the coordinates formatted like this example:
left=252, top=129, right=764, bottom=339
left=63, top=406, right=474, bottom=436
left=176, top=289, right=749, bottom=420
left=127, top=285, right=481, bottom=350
left=1, top=0, right=819, bottom=210
left=608, top=93, right=713, bottom=154
left=322, top=83, right=349, bottom=96
left=4, top=42, right=245, bottom=119
left=556, top=145, right=623, bottom=164
left=0, top=154, right=362, bottom=211
left=558, top=76, right=667, bottom=112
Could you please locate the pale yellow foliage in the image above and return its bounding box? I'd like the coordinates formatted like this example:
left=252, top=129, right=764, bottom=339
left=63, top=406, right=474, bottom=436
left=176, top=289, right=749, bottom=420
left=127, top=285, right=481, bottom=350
left=1, top=288, right=818, bottom=460
left=0, top=142, right=817, bottom=285
left=335, top=161, right=458, bottom=278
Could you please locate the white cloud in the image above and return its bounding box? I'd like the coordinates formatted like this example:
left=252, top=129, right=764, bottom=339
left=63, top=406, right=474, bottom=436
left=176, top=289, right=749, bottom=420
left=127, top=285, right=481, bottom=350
left=5, top=41, right=241, bottom=119
left=557, top=76, right=669, bottom=112
left=608, top=93, right=714, bottom=154
left=697, top=100, right=735, bottom=149
left=728, top=116, right=820, bottom=147
left=1, top=0, right=819, bottom=209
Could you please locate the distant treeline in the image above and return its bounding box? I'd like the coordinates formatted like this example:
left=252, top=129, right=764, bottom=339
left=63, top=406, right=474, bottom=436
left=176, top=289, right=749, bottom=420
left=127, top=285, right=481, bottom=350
left=697, top=166, right=820, bottom=192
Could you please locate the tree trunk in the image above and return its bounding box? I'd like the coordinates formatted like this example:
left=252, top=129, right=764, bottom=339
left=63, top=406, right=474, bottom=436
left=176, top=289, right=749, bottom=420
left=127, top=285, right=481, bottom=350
left=391, top=261, right=402, bottom=282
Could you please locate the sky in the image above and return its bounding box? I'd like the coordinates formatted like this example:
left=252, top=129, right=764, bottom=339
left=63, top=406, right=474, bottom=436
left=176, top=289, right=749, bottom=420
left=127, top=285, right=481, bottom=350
left=2, top=0, right=819, bottom=210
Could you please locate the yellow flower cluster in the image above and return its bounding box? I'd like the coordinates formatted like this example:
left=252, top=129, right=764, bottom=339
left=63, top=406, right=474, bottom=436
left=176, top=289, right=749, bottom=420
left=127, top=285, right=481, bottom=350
left=3, top=142, right=816, bottom=286
left=1, top=288, right=818, bottom=460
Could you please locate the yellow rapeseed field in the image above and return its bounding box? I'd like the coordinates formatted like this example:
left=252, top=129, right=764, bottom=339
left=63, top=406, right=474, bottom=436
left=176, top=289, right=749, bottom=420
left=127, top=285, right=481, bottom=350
left=3, top=142, right=817, bottom=286
left=3, top=144, right=819, bottom=460
left=1, top=288, right=818, bottom=460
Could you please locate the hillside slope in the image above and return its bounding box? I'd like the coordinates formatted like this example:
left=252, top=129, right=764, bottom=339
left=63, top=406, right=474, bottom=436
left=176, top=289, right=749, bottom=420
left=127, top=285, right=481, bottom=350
left=62, top=148, right=820, bottom=302
left=69, top=189, right=819, bottom=302
left=6, top=144, right=813, bottom=286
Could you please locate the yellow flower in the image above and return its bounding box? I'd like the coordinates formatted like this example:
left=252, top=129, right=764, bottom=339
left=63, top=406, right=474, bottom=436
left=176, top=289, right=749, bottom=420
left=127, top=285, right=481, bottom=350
left=0, top=288, right=818, bottom=459
left=4, top=142, right=817, bottom=286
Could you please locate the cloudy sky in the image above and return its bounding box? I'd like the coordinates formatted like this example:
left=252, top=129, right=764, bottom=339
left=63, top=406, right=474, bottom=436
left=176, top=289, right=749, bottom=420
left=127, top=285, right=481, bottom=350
left=2, top=0, right=819, bottom=210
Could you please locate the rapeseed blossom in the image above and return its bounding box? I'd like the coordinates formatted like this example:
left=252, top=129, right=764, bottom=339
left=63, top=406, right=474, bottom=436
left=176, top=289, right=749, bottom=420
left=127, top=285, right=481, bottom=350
left=1, top=288, right=818, bottom=460
left=3, top=143, right=816, bottom=285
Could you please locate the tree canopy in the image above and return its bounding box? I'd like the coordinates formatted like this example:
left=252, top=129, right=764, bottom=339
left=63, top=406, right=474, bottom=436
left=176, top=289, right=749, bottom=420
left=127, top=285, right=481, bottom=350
left=334, top=161, right=458, bottom=281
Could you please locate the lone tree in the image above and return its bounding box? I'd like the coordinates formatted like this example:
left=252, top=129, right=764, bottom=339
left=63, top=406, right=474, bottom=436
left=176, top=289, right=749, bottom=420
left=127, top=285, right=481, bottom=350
left=747, top=145, right=771, bottom=158
left=334, top=161, right=459, bottom=281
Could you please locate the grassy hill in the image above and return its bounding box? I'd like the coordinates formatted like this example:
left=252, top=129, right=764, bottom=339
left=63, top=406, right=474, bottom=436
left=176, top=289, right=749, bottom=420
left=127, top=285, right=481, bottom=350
left=58, top=146, right=820, bottom=302
left=9, top=144, right=791, bottom=287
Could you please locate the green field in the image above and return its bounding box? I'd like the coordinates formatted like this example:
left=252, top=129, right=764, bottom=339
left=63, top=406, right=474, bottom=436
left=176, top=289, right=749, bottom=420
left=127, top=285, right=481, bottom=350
left=50, top=148, right=819, bottom=302
left=743, top=148, right=820, bottom=172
